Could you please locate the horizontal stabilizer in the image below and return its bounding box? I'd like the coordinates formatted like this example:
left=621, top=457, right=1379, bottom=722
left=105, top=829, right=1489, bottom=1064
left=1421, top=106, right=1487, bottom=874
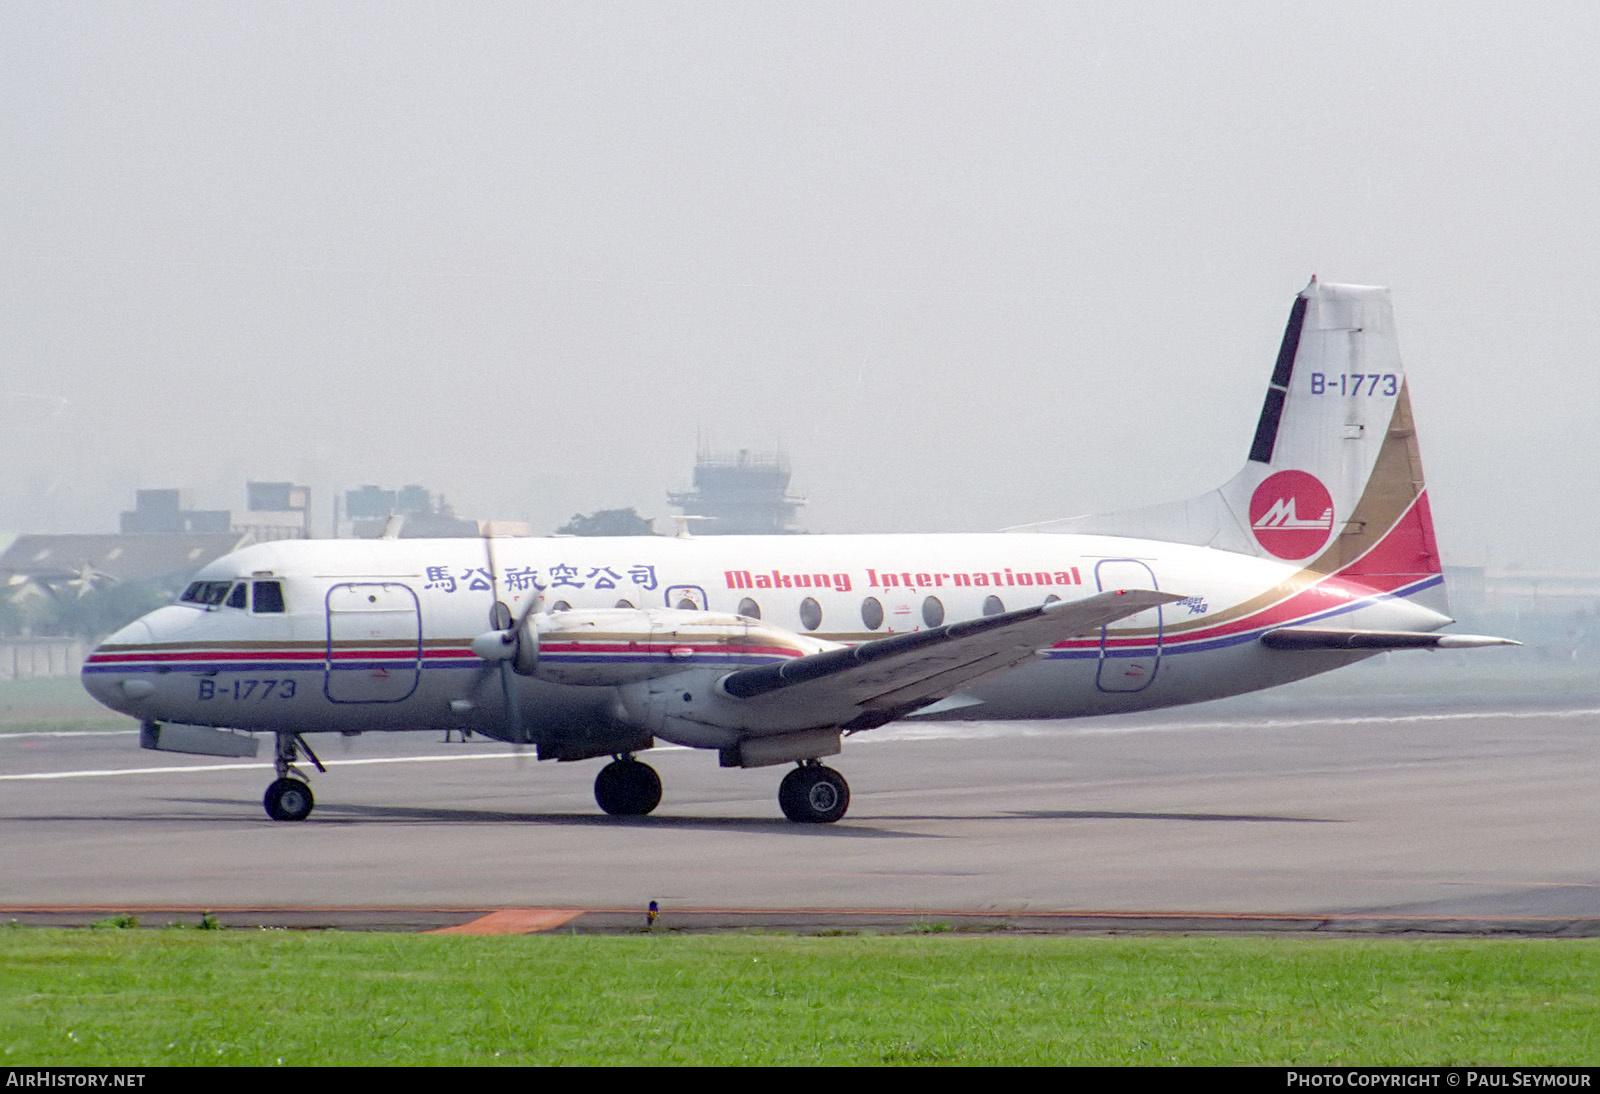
left=1260, top=628, right=1519, bottom=651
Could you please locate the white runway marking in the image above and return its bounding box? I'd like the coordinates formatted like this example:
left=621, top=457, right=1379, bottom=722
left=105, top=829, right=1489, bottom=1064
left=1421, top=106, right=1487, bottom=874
left=0, top=729, right=139, bottom=739
left=878, top=705, right=1600, bottom=740
left=0, top=752, right=527, bottom=781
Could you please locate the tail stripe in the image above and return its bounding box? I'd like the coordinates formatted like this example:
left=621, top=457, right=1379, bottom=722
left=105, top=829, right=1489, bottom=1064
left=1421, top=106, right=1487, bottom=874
left=1269, top=293, right=1308, bottom=389
left=1248, top=294, right=1309, bottom=464
left=1303, top=381, right=1435, bottom=580
left=1248, top=387, right=1288, bottom=465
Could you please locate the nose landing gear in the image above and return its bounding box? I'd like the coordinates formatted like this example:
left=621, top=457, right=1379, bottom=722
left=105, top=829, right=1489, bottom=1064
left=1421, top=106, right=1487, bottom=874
left=263, top=732, right=323, bottom=821
left=264, top=777, right=314, bottom=821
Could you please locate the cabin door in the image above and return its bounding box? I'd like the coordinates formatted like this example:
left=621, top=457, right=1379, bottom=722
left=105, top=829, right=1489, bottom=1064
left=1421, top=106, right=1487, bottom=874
left=1093, top=560, right=1163, bottom=693
left=324, top=582, right=422, bottom=703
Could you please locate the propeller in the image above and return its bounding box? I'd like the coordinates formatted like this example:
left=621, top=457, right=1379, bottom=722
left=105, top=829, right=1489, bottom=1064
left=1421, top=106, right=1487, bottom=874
left=470, top=532, right=543, bottom=746
left=470, top=593, right=544, bottom=744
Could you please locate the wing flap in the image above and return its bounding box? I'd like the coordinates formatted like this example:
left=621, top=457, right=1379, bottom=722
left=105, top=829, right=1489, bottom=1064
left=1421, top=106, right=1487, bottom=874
left=722, top=589, right=1182, bottom=714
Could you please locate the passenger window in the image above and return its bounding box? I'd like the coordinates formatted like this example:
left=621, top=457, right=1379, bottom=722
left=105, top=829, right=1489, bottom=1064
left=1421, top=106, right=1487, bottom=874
left=799, top=597, right=822, bottom=631
left=982, top=595, right=1005, bottom=617
left=252, top=581, right=286, bottom=614
left=614, top=599, right=635, bottom=609
left=860, top=597, right=884, bottom=630
left=737, top=598, right=762, bottom=620
left=550, top=601, right=572, bottom=613
left=226, top=583, right=248, bottom=609
left=922, top=596, right=945, bottom=628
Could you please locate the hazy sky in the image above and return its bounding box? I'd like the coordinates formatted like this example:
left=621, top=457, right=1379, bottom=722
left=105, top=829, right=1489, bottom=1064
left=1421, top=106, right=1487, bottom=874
left=4, top=2, right=1596, bottom=569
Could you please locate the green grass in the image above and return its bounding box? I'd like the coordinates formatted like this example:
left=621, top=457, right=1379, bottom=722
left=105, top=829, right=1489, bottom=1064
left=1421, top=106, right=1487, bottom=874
left=3, top=931, right=1597, bottom=1065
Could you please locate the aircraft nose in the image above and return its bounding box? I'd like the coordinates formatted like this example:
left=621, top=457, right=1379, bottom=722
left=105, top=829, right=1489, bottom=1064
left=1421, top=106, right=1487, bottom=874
left=81, top=617, right=156, bottom=715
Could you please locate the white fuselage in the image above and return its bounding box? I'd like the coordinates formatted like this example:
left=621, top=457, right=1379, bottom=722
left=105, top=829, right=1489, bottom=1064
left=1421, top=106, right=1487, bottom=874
left=82, top=531, right=1450, bottom=752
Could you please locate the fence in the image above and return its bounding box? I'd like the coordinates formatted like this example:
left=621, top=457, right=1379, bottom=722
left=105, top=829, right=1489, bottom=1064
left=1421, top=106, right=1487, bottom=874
left=0, top=638, right=86, bottom=680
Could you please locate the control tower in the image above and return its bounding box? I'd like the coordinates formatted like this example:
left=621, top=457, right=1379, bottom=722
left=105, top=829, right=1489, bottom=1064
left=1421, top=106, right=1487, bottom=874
left=667, top=448, right=805, bottom=535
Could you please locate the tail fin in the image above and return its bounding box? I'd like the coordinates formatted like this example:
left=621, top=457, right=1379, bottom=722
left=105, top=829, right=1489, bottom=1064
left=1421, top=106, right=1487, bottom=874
left=1030, top=278, right=1445, bottom=608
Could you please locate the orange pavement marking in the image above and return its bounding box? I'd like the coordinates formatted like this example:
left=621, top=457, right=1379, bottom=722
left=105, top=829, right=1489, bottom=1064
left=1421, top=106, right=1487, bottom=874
left=428, top=908, right=586, bottom=935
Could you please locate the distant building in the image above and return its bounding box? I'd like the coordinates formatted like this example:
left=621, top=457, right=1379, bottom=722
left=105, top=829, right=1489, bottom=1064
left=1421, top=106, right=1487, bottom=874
left=233, top=481, right=311, bottom=542
left=118, top=483, right=311, bottom=542
left=668, top=448, right=805, bottom=535
left=339, top=484, right=529, bottom=539
left=119, top=489, right=231, bottom=535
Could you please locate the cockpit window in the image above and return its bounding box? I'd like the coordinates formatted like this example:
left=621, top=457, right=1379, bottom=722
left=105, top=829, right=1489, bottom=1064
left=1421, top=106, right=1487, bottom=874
left=180, top=580, right=233, bottom=607
left=226, top=583, right=248, bottom=609
left=252, top=581, right=286, bottom=614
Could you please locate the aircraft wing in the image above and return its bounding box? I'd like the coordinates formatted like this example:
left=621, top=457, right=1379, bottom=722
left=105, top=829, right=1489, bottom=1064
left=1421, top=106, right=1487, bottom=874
left=1261, top=628, right=1519, bottom=650
left=722, top=589, right=1183, bottom=729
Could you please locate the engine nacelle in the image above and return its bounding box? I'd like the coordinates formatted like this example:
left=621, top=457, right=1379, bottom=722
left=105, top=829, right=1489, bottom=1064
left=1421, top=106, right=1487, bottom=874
left=472, top=607, right=850, bottom=753
left=515, top=607, right=830, bottom=687
left=615, top=659, right=857, bottom=753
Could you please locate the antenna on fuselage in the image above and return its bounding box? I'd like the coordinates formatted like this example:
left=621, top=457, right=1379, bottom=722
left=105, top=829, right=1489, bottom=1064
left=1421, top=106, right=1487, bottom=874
left=670, top=514, right=712, bottom=538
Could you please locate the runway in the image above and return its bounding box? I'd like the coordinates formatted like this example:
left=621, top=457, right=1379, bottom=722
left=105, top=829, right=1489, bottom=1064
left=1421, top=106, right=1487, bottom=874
left=3, top=695, right=1598, bottom=932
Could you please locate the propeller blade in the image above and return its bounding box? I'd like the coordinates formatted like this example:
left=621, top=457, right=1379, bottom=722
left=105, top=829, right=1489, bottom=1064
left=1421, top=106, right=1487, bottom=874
left=499, top=661, right=525, bottom=745
left=508, top=593, right=543, bottom=676
left=479, top=531, right=542, bottom=746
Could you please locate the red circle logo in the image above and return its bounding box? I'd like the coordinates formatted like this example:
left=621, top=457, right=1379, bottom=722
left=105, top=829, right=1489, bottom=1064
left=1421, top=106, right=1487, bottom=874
left=1249, top=470, right=1335, bottom=560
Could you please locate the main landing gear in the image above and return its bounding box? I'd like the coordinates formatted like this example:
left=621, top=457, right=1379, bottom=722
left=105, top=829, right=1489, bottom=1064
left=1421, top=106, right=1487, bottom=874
left=778, top=762, right=850, bottom=824
left=591, top=756, right=851, bottom=823
left=594, top=755, right=663, bottom=816
left=263, top=732, right=323, bottom=822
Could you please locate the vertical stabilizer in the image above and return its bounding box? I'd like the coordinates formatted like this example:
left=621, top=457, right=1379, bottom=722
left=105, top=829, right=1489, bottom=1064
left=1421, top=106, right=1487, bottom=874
left=1026, top=279, right=1445, bottom=608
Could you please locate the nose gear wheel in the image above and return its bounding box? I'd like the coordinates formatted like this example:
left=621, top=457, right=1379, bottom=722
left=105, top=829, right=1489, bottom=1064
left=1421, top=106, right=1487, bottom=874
left=264, top=777, right=314, bottom=821
left=262, top=732, right=322, bottom=821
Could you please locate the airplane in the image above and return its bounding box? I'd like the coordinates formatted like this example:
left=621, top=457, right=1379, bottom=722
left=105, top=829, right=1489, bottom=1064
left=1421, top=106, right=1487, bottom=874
left=81, top=278, right=1514, bottom=824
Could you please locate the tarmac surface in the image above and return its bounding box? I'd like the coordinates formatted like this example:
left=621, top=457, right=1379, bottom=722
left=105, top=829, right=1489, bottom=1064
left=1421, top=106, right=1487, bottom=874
left=3, top=694, right=1598, bottom=934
